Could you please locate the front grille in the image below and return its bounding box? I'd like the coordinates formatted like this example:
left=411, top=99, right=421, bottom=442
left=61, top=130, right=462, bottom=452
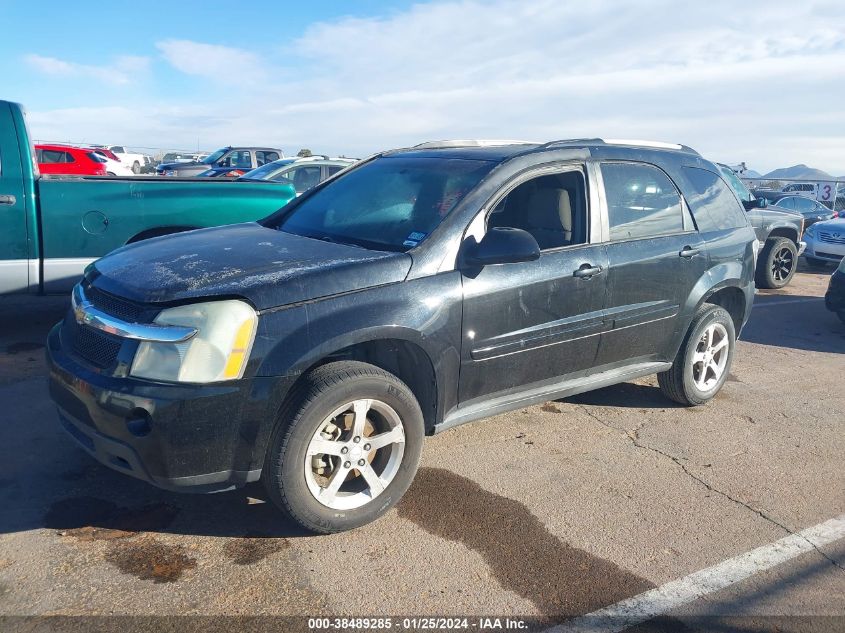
left=819, top=231, right=845, bottom=245
left=85, top=284, right=143, bottom=322
left=66, top=317, right=122, bottom=368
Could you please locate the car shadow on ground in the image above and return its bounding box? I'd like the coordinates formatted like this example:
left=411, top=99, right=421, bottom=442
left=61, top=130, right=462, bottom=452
left=742, top=293, right=845, bottom=354
left=561, top=381, right=686, bottom=409
left=0, top=407, right=312, bottom=539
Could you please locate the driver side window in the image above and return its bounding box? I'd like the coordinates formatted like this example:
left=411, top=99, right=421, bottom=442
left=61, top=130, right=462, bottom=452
left=487, top=170, right=588, bottom=250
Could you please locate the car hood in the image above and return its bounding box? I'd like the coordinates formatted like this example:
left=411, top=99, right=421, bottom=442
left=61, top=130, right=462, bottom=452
left=86, top=223, right=412, bottom=310
left=758, top=206, right=803, bottom=222
left=808, top=218, right=845, bottom=232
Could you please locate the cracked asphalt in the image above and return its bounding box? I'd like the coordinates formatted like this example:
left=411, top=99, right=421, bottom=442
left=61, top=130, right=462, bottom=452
left=0, top=263, right=843, bottom=632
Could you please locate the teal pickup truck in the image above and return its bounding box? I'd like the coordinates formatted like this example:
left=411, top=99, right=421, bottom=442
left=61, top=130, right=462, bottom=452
left=0, top=100, right=296, bottom=294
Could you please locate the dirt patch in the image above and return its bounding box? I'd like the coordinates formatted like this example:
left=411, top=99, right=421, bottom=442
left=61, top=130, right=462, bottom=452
left=223, top=535, right=289, bottom=565
left=397, top=467, right=654, bottom=621
left=541, top=402, right=562, bottom=413
left=104, top=537, right=196, bottom=583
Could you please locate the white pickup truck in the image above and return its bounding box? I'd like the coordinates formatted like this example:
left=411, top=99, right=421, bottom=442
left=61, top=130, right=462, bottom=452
left=107, top=145, right=147, bottom=174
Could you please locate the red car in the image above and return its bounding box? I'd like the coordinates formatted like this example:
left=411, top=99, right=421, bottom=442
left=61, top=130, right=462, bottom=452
left=35, top=144, right=108, bottom=176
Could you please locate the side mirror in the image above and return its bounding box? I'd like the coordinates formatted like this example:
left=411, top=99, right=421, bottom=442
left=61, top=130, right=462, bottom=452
left=463, top=227, right=540, bottom=267
left=743, top=198, right=766, bottom=210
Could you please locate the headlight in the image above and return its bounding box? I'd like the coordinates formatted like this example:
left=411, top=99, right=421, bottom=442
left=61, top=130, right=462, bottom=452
left=130, top=300, right=257, bottom=383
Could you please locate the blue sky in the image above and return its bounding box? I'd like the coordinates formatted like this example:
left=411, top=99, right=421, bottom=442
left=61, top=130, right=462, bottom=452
left=2, top=0, right=845, bottom=174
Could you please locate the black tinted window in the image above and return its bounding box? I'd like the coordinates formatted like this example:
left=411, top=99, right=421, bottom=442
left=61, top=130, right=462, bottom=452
left=683, top=167, right=747, bottom=230
left=488, top=170, right=587, bottom=250
left=273, top=156, right=493, bottom=252
left=602, top=163, right=684, bottom=240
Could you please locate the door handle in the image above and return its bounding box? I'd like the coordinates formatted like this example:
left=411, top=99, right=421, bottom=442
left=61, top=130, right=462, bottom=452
left=0, top=194, right=16, bottom=206
left=573, top=264, right=603, bottom=278
left=679, top=246, right=700, bottom=258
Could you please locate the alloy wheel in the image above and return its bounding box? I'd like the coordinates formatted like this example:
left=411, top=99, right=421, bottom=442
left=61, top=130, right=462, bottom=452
left=771, top=246, right=794, bottom=282
left=691, top=323, right=729, bottom=391
left=304, top=399, right=406, bottom=510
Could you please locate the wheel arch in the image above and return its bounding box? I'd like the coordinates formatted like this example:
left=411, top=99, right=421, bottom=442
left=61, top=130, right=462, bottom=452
left=126, top=225, right=201, bottom=243
left=766, top=225, right=800, bottom=245
left=270, top=328, right=443, bottom=436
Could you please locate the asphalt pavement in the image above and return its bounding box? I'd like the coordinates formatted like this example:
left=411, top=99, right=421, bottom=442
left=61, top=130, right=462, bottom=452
left=0, top=263, right=842, bottom=632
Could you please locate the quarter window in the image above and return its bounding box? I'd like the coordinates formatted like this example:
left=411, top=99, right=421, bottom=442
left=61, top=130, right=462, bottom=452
left=601, top=163, right=685, bottom=241
left=682, top=167, right=747, bottom=230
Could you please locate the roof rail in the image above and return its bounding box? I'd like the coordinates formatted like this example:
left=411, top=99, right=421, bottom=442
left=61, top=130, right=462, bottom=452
left=412, top=139, right=538, bottom=150
left=538, top=138, right=698, bottom=154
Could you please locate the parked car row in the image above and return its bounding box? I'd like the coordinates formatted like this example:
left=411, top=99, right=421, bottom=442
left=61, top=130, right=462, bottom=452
left=156, top=146, right=284, bottom=177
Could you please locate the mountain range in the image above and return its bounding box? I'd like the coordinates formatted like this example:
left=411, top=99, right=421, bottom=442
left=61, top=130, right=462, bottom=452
left=746, top=164, right=845, bottom=181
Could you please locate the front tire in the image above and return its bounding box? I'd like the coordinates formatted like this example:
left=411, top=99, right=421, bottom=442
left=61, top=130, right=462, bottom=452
left=132, top=160, right=141, bottom=174
left=756, top=237, right=798, bottom=288
left=658, top=304, right=736, bottom=406
left=263, top=361, right=424, bottom=534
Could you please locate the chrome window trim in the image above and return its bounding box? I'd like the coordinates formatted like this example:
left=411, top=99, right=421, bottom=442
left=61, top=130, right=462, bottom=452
left=72, top=284, right=197, bottom=343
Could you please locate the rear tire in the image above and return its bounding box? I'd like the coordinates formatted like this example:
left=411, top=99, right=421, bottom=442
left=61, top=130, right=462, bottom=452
left=132, top=161, right=141, bottom=174
left=658, top=304, right=736, bottom=406
left=262, top=361, right=424, bottom=534
left=756, top=237, right=797, bottom=288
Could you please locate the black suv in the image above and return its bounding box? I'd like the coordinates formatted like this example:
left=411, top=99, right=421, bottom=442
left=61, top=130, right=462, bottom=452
left=48, top=139, right=756, bottom=533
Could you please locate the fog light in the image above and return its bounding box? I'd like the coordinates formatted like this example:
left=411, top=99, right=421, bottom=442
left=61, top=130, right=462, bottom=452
left=126, top=409, right=152, bottom=437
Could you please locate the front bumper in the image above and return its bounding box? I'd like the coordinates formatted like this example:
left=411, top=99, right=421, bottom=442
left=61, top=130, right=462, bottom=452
left=825, top=270, right=845, bottom=314
left=804, top=235, right=845, bottom=263
left=797, top=241, right=807, bottom=256
left=46, top=323, right=278, bottom=493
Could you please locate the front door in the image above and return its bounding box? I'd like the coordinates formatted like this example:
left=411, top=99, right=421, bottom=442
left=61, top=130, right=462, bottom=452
left=458, top=166, right=608, bottom=406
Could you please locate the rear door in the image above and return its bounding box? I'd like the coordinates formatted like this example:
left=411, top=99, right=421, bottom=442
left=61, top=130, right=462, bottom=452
left=0, top=103, right=34, bottom=293
left=458, top=164, right=608, bottom=405
left=593, top=161, right=706, bottom=368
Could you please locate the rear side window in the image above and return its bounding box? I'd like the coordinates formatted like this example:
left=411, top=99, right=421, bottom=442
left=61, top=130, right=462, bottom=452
left=683, top=167, right=747, bottom=230
left=775, top=197, right=796, bottom=210
left=601, top=162, right=685, bottom=241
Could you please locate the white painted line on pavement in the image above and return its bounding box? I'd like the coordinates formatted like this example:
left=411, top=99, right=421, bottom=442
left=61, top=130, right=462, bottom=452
left=752, top=297, right=825, bottom=308
left=546, top=513, right=845, bottom=633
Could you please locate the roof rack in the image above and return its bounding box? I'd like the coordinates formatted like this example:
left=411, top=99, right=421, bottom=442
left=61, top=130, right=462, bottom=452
left=412, top=139, right=538, bottom=150
left=538, top=138, right=698, bottom=154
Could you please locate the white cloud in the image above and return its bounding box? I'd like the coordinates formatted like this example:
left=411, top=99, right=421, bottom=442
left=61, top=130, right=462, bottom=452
left=155, top=39, right=267, bottom=84
left=24, top=54, right=149, bottom=85
left=24, top=1, right=845, bottom=174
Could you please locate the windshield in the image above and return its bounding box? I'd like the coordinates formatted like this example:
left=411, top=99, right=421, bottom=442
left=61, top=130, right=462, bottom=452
left=241, top=159, right=297, bottom=181
left=718, top=166, right=754, bottom=202
left=271, top=156, right=494, bottom=252
left=202, top=149, right=227, bottom=164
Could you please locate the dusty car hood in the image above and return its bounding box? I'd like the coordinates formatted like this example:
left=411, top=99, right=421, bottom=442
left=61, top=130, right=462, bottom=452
left=86, top=223, right=412, bottom=310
